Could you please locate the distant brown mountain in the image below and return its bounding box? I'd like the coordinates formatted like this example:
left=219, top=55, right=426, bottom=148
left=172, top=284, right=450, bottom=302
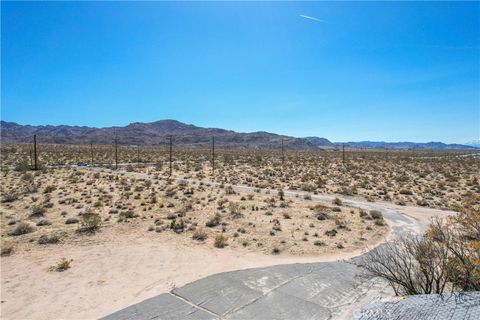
left=0, top=120, right=333, bottom=149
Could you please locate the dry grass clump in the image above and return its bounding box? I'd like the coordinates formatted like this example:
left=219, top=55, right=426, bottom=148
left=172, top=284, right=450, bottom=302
left=49, top=258, right=72, bottom=272
left=192, top=228, right=208, bottom=241
left=214, top=234, right=228, bottom=248
left=1, top=193, right=18, bottom=203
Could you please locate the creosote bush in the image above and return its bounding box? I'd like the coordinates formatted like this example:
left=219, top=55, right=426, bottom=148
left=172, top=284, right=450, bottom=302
left=78, top=211, right=101, bottom=233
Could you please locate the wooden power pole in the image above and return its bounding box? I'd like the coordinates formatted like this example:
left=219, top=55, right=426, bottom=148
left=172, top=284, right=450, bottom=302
left=33, top=134, right=38, bottom=170
left=168, top=135, right=173, bottom=177
left=114, top=135, right=118, bottom=170
left=212, top=136, right=215, bottom=176
left=90, top=142, right=94, bottom=166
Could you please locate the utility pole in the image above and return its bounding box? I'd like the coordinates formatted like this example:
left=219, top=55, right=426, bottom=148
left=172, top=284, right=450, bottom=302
left=211, top=136, right=215, bottom=177
left=342, top=143, right=345, bottom=164
left=281, top=139, right=285, bottom=167
left=90, top=142, right=94, bottom=166
left=168, top=135, right=173, bottom=177
left=114, top=134, right=118, bottom=170
left=33, top=134, right=38, bottom=170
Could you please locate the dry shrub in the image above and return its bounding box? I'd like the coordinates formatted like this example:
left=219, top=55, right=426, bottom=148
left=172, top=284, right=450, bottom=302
left=214, top=234, right=228, bottom=248
left=192, top=228, right=208, bottom=241
left=359, top=195, right=480, bottom=295
left=9, top=222, right=35, bottom=236
left=49, top=258, right=72, bottom=272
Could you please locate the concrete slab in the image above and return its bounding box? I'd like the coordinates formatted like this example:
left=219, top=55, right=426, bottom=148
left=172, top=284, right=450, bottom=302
left=225, top=289, right=331, bottom=320
left=101, top=293, right=218, bottom=320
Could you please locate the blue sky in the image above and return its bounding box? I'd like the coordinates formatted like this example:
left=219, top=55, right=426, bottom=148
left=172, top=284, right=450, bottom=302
left=1, top=1, right=479, bottom=143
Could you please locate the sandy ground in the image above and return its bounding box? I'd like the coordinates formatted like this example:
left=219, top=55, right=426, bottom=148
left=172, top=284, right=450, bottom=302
left=1, top=231, right=376, bottom=320
left=0, top=167, right=457, bottom=320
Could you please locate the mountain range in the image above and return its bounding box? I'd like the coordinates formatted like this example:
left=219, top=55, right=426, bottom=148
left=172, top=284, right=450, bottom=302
left=0, top=120, right=477, bottom=150
left=0, top=120, right=328, bottom=149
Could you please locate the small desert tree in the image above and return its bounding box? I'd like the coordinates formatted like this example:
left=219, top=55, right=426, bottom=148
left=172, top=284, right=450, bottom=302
left=358, top=235, right=450, bottom=295
left=359, top=195, right=480, bottom=295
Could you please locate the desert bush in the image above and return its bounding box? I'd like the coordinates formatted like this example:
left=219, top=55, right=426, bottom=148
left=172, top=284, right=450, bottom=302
left=228, top=202, right=243, bottom=219
left=225, top=185, right=236, bottom=195
left=360, top=200, right=480, bottom=295
left=369, top=210, right=383, bottom=220
left=332, top=197, right=343, bottom=206
left=65, top=217, right=79, bottom=224
left=325, top=229, right=337, bottom=237
left=78, top=212, right=101, bottom=233
left=44, top=185, right=56, bottom=193
left=49, top=258, right=72, bottom=272
left=36, top=219, right=51, bottom=226
left=316, top=212, right=330, bottom=221
left=206, top=213, right=221, bottom=227
left=192, top=228, right=208, bottom=241
left=1, top=193, right=18, bottom=203
left=30, top=205, right=46, bottom=217
left=170, top=219, right=186, bottom=233
left=9, top=222, right=35, bottom=236
left=271, top=247, right=281, bottom=255
left=214, top=234, right=228, bottom=248
left=119, top=210, right=135, bottom=221
left=38, top=234, right=60, bottom=245
left=14, top=161, right=30, bottom=172
left=399, top=189, right=413, bottom=195
left=358, top=235, right=450, bottom=295
left=1, top=245, right=14, bottom=256
left=335, top=219, right=347, bottom=229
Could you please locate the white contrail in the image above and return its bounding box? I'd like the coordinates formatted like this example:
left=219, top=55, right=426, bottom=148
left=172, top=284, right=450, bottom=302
left=299, top=14, right=326, bottom=23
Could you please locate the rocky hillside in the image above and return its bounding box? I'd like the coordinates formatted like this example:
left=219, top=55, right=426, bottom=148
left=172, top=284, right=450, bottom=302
left=0, top=120, right=332, bottom=149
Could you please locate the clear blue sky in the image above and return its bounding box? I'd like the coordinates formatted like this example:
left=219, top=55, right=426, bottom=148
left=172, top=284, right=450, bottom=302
left=1, top=1, right=479, bottom=143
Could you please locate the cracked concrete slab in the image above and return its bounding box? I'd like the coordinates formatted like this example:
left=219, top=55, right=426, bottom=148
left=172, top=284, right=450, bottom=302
left=101, top=292, right=218, bottom=320
left=103, top=260, right=386, bottom=320
left=225, top=289, right=332, bottom=320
